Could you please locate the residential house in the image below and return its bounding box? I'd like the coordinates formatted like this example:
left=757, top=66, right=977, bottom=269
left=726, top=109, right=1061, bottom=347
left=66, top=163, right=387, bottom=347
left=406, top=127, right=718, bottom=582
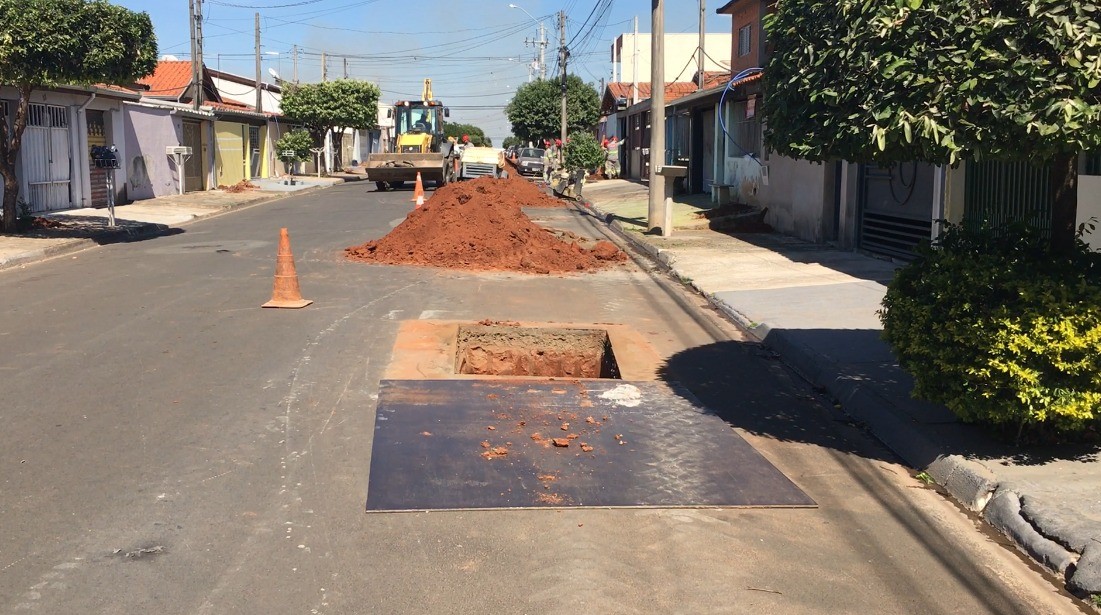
left=136, top=60, right=280, bottom=192
left=0, top=84, right=141, bottom=213
left=123, top=99, right=215, bottom=198
left=614, top=82, right=699, bottom=180
left=611, top=33, right=731, bottom=87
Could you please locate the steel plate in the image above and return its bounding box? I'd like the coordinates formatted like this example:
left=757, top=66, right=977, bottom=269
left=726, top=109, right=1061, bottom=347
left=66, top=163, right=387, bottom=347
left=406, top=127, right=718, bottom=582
left=366, top=379, right=815, bottom=511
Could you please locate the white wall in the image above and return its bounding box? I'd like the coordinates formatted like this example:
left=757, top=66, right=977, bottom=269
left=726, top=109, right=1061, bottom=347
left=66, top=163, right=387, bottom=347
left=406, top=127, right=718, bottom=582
left=211, top=76, right=281, bottom=114
left=1079, top=175, right=1101, bottom=250
left=612, top=33, right=732, bottom=83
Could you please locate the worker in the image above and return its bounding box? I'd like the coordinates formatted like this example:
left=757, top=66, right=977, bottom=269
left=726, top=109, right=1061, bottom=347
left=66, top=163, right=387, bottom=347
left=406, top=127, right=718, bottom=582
left=543, top=140, right=557, bottom=183
left=605, top=136, right=620, bottom=179
left=414, top=112, right=431, bottom=131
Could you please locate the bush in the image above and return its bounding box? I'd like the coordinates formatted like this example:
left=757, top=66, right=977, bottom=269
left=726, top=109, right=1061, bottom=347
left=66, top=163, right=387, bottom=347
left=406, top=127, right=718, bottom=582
left=563, top=132, right=605, bottom=173
left=879, top=222, right=1101, bottom=434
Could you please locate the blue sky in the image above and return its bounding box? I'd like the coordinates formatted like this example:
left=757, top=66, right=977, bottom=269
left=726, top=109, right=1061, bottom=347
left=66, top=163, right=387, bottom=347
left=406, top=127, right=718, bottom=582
left=115, top=0, right=732, bottom=142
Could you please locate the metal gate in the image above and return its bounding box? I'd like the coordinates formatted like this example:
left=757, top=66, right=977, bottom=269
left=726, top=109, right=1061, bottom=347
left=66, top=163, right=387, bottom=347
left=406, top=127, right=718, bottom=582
left=248, top=126, right=261, bottom=179
left=857, top=162, right=935, bottom=260
left=182, top=121, right=204, bottom=192
left=964, top=161, right=1050, bottom=233
left=23, top=103, right=71, bottom=212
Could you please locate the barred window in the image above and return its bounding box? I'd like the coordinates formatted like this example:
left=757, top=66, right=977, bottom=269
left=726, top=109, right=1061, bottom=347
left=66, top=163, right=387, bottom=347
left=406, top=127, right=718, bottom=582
left=738, top=24, right=752, bottom=57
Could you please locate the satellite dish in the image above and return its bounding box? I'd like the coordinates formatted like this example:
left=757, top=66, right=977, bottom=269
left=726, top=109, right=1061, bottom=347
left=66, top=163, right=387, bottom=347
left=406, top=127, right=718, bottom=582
left=268, top=67, right=281, bottom=81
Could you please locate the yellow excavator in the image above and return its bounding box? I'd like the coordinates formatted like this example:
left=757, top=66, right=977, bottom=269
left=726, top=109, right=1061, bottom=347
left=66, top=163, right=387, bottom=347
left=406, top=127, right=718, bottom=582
left=365, top=79, right=459, bottom=190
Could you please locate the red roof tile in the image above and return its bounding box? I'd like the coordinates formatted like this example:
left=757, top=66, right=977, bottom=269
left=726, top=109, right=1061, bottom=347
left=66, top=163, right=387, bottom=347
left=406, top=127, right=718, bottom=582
left=605, top=81, right=699, bottom=102
left=136, top=61, right=193, bottom=100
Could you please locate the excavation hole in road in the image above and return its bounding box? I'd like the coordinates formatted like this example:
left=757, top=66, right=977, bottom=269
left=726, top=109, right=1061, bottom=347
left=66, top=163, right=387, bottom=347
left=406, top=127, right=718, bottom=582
left=454, top=325, right=621, bottom=379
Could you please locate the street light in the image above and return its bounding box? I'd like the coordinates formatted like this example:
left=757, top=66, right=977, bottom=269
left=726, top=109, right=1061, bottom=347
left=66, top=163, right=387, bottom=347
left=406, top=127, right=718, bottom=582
left=508, top=3, right=547, bottom=81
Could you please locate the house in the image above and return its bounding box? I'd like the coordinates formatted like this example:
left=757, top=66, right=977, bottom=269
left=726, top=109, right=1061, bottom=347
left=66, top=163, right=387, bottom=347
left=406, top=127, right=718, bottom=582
left=611, top=32, right=731, bottom=87
left=0, top=84, right=141, bottom=213
left=612, top=82, right=699, bottom=180
left=136, top=60, right=282, bottom=192
left=123, top=99, right=215, bottom=198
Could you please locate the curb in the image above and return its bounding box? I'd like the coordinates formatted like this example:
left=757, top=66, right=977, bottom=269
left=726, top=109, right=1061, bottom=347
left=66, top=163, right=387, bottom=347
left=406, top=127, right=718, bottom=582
left=0, top=182, right=342, bottom=273
left=579, top=195, right=1100, bottom=599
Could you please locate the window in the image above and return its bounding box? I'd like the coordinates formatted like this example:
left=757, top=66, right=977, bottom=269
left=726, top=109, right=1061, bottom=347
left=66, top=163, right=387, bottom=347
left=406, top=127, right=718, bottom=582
left=738, top=24, right=752, bottom=57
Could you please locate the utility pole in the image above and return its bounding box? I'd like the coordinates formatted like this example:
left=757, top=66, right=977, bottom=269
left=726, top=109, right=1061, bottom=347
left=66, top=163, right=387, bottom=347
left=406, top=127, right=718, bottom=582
left=525, top=22, right=548, bottom=80
left=321, top=51, right=327, bottom=82
left=292, top=45, right=298, bottom=83
left=697, top=0, right=706, bottom=90
left=189, top=0, right=204, bottom=110
left=558, top=10, right=568, bottom=155
left=254, top=13, right=262, bottom=114
left=647, top=0, right=666, bottom=233
left=634, top=15, right=642, bottom=104
left=343, top=57, right=348, bottom=79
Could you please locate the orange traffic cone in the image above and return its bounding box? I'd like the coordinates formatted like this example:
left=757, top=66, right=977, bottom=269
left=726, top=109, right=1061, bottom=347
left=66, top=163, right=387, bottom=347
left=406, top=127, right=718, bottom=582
left=411, top=172, right=425, bottom=208
left=262, top=228, right=313, bottom=309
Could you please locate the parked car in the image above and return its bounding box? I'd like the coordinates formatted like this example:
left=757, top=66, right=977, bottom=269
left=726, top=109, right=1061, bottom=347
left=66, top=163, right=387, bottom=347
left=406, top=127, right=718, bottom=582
left=515, top=148, right=545, bottom=177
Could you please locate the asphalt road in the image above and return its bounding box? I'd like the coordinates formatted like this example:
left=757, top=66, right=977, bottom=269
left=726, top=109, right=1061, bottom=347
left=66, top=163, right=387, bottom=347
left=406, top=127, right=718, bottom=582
left=0, top=183, right=1082, bottom=614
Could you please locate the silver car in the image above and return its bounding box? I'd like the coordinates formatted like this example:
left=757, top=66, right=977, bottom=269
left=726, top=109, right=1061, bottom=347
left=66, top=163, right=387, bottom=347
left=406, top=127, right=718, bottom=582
left=515, top=148, right=545, bottom=177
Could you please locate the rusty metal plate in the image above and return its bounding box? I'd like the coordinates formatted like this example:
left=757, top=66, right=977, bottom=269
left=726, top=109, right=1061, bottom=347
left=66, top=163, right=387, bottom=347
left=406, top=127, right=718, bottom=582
left=366, top=379, right=815, bottom=511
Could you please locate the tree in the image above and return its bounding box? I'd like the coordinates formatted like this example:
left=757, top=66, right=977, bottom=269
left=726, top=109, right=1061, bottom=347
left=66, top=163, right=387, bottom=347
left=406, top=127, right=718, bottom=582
left=505, top=75, right=600, bottom=145
left=763, top=0, right=1101, bottom=254
left=274, top=129, right=312, bottom=173
left=502, top=135, right=523, bottom=149
left=0, top=0, right=157, bottom=232
left=279, top=79, right=380, bottom=172
left=564, top=132, right=604, bottom=172
left=443, top=122, right=488, bottom=146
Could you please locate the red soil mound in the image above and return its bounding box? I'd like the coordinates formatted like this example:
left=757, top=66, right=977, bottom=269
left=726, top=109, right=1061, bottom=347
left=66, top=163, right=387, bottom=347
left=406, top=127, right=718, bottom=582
left=488, top=174, right=567, bottom=208
left=344, top=177, right=626, bottom=273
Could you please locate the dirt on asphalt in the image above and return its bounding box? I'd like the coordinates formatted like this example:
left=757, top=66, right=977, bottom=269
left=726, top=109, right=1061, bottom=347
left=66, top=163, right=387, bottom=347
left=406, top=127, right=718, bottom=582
left=344, top=176, right=626, bottom=273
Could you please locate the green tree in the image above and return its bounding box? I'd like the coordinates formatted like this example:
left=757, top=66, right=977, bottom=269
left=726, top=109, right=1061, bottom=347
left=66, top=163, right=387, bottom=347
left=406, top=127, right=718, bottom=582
left=564, top=132, right=604, bottom=172
left=0, top=0, right=157, bottom=232
left=443, top=122, right=488, bottom=146
left=275, top=129, right=313, bottom=172
left=763, top=0, right=1101, bottom=254
left=279, top=79, right=380, bottom=171
left=502, top=135, right=523, bottom=149
left=505, top=75, right=600, bottom=145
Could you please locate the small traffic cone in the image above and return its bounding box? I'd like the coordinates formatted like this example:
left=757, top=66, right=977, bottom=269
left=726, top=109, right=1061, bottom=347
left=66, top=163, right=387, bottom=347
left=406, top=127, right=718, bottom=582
left=262, top=228, right=312, bottom=309
left=411, top=172, right=425, bottom=208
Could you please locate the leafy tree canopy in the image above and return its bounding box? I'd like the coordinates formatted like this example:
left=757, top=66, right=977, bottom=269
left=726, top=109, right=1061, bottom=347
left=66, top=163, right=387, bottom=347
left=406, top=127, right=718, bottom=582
left=763, top=0, right=1101, bottom=166
left=564, top=132, right=605, bottom=172
left=280, top=79, right=380, bottom=139
left=443, top=122, right=489, bottom=146
left=502, top=135, right=524, bottom=149
left=505, top=75, right=600, bottom=145
left=0, top=0, right=158, bottom=87
left=0, top=0, right=157, bottom=232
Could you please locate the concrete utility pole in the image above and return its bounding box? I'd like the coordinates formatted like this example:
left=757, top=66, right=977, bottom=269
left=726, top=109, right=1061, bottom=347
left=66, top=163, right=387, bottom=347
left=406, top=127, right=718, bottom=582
left=343, top=57, right=348, bottom=79
left=697, top=0, right=706, bottom=90
left=631, top=16, right=639, bottom=105
left=647, top=0, right=666, bottom=232
left=254, top=13, right=262, bottom=114
left=292, top=45, right=299, bottom=83
left=538, top=22, right=548, bottom=80
left=189, top=0, right=204, bottom=110
left=321, top=52, right=327, bottom=82
left=558, top=10, right=567, bottom=153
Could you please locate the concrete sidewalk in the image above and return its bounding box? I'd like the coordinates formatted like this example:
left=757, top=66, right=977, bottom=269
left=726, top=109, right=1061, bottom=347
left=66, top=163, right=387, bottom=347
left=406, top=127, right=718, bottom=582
left=582, top=179, right=1101, bottom=600
left=0, top=175, right=356, bottom=271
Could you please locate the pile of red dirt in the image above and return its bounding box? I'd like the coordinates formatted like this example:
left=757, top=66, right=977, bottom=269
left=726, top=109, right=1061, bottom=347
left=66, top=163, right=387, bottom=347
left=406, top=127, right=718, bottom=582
left=489, top=174, right=566, bottom=208
left=218, top=180, right=259, bottom=193
left=345, top=177, right=626, bottom=273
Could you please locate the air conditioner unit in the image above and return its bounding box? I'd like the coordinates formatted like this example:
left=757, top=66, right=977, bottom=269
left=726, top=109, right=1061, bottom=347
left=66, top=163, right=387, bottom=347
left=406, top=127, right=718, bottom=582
left=166, top=146, right=193, bottom=156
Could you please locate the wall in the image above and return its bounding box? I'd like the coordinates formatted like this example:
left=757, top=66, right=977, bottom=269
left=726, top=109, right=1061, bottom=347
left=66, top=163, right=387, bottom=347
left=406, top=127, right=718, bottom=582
left=758, top=156, right=834, bottom=242
left=1079, top=175, right=1101, bottom=250
left=214, top=120, right=246, bottom=187
left=123, top=105, right=184, bottom=200
left=612, top=33, right=733, bottom=83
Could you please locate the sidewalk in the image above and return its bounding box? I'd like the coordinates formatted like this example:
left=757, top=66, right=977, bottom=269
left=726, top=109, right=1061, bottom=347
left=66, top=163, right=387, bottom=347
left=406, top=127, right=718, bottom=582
left=582, top=179, right=1101, bottom=598
left=0, top=175, right=354, bottom=271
